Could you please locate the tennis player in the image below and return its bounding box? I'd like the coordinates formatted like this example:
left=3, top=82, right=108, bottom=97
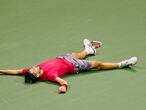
left=0, top=39, right=137, bottom=93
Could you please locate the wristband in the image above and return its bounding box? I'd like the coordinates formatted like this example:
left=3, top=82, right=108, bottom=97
left=61, top=83, right=68, bottom=90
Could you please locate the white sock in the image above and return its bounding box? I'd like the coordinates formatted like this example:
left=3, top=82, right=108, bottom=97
left=84, top=46, right=96, bottom=55
left=117, top=63, right=122, bottom=68
left=84, top=48, right=90, bottom=55
left=117, top=61, right=127, bottom=68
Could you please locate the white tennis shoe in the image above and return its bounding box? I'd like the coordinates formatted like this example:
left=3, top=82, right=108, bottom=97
left=118, top=57, right=138, bottom=68
left=83, top=38, right=102, bottom=55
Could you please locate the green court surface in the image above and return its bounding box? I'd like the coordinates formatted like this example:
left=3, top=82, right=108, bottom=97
left=0, top=0, right=146, bottom=110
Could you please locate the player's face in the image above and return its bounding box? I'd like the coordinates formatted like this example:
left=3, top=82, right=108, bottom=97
left=29, top=66, right=43, bottom=77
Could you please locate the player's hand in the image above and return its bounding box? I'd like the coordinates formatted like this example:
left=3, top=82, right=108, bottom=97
left=58, top=86, right=67, bottom=93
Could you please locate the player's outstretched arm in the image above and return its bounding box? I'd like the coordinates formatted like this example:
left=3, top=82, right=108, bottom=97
left=55, top=77, right=68, bottom=93
left=0, top=69, right=23, bottom=75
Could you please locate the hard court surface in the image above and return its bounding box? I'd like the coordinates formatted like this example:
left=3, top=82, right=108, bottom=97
left=0, top=0, right=146, bottom=110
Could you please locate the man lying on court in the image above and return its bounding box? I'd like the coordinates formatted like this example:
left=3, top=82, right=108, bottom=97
left=0, top=39, right=137, bottom=93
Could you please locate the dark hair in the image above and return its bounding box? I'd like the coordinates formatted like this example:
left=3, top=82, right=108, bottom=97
left=24, top=72, right=39, bottom=84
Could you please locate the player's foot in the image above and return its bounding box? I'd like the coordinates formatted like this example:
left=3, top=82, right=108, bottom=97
left=118, top=57, right=138, bottom=68
left=83, top=38, right=102, bottom=55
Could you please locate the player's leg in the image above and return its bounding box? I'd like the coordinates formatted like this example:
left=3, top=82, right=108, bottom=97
left=90, top=57, right=138, bottom=70
left=90, top=61, right=119, bottom=69
left=71, top=51, right=88, bottom=60
left=72, top=39, right=102, bottom=59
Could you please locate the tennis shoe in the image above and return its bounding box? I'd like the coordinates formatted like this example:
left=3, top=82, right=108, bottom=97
left=83, top=38, right=102, bottom=55
left=119, top=57, right=138, bottom=68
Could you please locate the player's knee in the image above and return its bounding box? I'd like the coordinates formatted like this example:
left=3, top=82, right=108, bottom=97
left=91, top=61, right=103, bottom=69
left=71, top=52, right=79, bottom=58
left=71, top=52, right=77, bottom=56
